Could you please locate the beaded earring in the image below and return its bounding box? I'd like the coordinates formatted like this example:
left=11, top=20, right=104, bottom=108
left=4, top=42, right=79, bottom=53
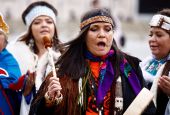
left=29, top=38, right=35, bottom=51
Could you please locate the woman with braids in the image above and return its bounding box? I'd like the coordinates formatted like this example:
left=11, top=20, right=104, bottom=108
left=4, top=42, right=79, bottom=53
left=29, top=8, right=155, bottom=115
left=140, top=9, right=170, bottom=115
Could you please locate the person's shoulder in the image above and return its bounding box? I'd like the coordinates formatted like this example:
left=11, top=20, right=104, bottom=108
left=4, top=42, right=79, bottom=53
left=7, top=41, right=27, bottom=50
left=141, top=56, right=152, bottom=62
left=11, top=41, right=27, bottom=48
left=0, top=48, right=12, bottom=58
left=0, top=48, right=19, bottom=66
left=51, top=50, right=61, bottom=62
left=124, top=53, right=141, bottom=63
left=7, top=41, right=34, bottom=56
left=1, top=48, right=14, bottom=58
left=140, top=56, right=152, bottom=67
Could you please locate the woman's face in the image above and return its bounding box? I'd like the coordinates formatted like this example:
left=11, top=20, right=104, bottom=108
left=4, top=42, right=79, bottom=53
left=149, top=27, right=170, bottom=59
left=86, top=22, right=114, bottom=56
left=31, top=15, right=55, bottom=45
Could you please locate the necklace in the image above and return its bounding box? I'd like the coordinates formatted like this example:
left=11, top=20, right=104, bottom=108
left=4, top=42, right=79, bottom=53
left=89, top=69, right=104, bottom=114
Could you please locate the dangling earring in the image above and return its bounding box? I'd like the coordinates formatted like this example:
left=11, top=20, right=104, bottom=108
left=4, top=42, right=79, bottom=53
left=29, top=38, right=34, bottom=51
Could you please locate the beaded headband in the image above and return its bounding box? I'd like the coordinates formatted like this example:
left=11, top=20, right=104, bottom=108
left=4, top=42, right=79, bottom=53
left=80, top=16, right=113, bottom=30
left=149, top=14, right=170, bottom=31
left=25, top=6, right=56, bottom=27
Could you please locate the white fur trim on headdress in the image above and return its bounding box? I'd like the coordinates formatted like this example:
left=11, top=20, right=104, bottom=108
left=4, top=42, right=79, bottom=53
left=25, top=6, right=56, bottom=27
left=149, top=14, right=170, bottom=31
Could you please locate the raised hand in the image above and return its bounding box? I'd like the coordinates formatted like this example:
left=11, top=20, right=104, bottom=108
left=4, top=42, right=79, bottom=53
left=158, top=75, right=170, bottom=96
left=23, top=70, right=36, bottom=96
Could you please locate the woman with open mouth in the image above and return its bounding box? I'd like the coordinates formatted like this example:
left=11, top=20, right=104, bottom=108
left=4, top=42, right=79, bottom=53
left=29, top=8, right=156, bottom=115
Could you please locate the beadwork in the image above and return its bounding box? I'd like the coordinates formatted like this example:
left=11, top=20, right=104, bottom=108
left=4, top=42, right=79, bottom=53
left=45, top=92, right=63, bottom=105
left=80, top=16, right=113, bottom=29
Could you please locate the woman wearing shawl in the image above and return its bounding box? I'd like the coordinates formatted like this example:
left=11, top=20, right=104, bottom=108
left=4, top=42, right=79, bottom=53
left=140, top=9, right=170, bottom=115
left=30, top=8, right=155, bottom=115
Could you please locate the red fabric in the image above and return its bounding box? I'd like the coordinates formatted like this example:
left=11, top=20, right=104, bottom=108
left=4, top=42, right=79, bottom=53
left=0, top=68, right=8, bottom=76
left=0, top=84, right=14, bottom=115
left=9, top=75, right=25, bottom=90
left=86, top=62, right=110, bottom=115
left=89, top=62, right=100, bottom=79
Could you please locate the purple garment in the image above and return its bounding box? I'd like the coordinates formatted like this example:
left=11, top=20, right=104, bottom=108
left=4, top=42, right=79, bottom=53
left=86, top=50, right=142, bottom=107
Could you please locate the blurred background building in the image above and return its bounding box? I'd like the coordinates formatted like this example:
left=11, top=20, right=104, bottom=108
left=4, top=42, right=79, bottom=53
left=0, top=0, right=170, bottom=59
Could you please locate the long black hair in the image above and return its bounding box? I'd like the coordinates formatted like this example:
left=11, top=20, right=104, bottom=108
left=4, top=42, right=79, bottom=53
left=56, top=8, right=124, bottom=80
left=56, top=29, right=124, bottom=80
left=56, top=29, right=88, bottom=79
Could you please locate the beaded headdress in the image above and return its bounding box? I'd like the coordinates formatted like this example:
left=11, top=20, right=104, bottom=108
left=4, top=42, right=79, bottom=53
left=22, top=1, right=57, bottom=27
left=80, top=8, right=114, bottom=30
left=149, top=14, right=170, bottom=31
left=80, top=15, right=113, bottom=30
left=0, top=14, right=9, bottom=35
left=76, top=8, right=114, bottom=39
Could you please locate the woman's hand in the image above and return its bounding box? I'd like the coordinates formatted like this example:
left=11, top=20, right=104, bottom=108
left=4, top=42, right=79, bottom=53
left=23, top=71, right=36, bottom=96
left=47, top=77, right=62, bottom=99
left=158, top=75, right=170, bottom=96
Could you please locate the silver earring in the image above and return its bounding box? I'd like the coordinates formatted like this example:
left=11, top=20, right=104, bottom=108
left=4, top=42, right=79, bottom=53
left=29, top=38, right=34, bottom=51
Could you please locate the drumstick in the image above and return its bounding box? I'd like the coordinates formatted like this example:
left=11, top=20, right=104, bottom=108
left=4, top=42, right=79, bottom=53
left=43, top=36, right=57, bottom=78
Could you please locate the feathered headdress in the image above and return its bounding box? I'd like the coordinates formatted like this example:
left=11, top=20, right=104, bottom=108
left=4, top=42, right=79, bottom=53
left=0, top=13, right=9, bottom=35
